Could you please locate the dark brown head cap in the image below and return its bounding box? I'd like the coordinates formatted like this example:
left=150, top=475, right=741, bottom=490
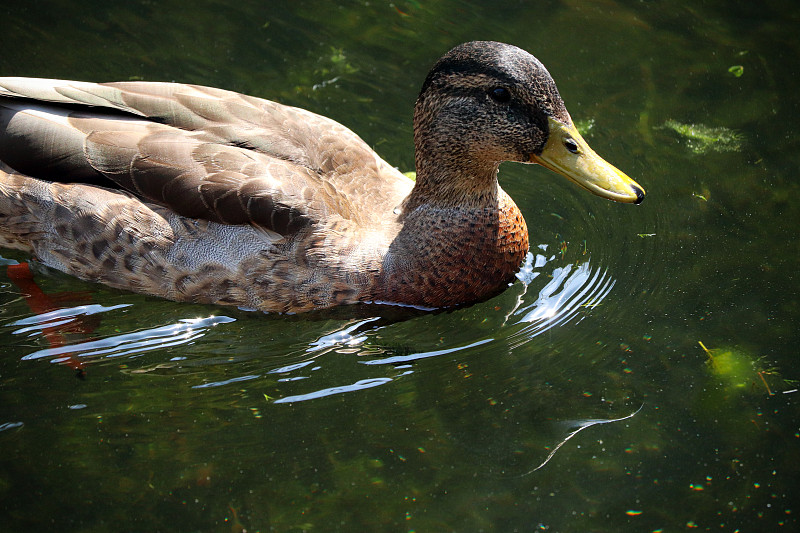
left=416, top=41, right=571, bottom=159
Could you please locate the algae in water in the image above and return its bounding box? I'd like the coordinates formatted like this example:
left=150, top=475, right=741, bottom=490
left=660, top=120, right=743, bottom=154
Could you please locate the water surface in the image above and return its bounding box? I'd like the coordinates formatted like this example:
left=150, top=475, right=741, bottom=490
left=1, top=1, right=798, bottom=531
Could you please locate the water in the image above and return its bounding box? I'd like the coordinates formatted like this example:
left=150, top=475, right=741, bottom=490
left=1, top=1, right=798, bottom=531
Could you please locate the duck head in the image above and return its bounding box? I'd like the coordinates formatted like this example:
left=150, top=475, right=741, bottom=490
left=411, top=41, right=644, bottom=206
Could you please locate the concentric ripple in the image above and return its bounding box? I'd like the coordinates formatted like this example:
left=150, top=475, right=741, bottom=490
left=509, top=251, right=616, bottom=343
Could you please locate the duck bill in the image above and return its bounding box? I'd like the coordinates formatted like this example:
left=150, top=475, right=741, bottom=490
left=531, top=117, right=645, bottom=204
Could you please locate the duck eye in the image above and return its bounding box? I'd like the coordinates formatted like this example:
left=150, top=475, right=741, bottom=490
left=564, top=138, right=579, bottom=154
left=488, top=87, right=511, bottom=103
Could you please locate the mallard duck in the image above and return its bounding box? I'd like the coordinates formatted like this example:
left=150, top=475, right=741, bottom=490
left=0, top=41, right=644, bottom=313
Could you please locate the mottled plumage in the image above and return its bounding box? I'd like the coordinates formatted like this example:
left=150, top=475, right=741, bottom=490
left=0, top=41, right=644, bottom=313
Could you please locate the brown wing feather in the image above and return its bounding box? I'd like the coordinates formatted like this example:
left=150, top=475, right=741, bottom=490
left=79, top=120, right=357, bottom=232
left=0, top=80, right=391, bottom=234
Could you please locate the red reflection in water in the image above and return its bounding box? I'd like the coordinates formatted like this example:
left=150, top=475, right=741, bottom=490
left=7, top=262, right=99, bottom=378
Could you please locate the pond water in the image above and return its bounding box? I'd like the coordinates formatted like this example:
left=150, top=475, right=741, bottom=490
left=1, top=1, right=798, bottom=531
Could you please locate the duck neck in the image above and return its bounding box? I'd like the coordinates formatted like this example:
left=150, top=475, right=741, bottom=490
left=402, top=128, right=502, bottom=213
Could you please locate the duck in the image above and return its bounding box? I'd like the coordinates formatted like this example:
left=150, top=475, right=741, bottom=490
left=0, top=41, right=644, bottom=313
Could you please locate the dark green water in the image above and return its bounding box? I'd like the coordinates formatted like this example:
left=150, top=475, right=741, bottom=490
left=1, top=1, right=798, bottom=531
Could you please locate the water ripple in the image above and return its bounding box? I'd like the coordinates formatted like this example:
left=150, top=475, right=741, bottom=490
left=306, top=317, right=381, bottom=352
left=274, top=377, right=393, bottom=403
left=10, top=304, right=130, bottom=335
left=504, top=251, right=617, bottom=345
left=19, top=315, right=235, bottom=362
left=516, top=261, right=614, bottom=331
left=359, top=338, right=493, bottom=366
left=192, top=374, right=261, bottom=389
left=0, top=421, right=24, bottom=432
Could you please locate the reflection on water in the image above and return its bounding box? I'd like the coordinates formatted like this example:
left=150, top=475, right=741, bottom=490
left=359, top=338, right=493, bottom=366
left=191, top=373, right=260, bottom=389
left=0, top=421, right=24, bottom=432
left=273, top=377, right=394, bottom=403
left=10, top=303, right=130, bottom=336
left=509, top=251, right=616, bottom=341
left=8, top=246, right=618, bottom=405
left=305, top=317, right=380, bottom=352
left=517, top=404, right=645, bottom=476
left=16, top=313, right=235, bottom=362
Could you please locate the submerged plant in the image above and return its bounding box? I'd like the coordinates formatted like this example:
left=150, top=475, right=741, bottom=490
left=728, top=65, right=744, bottom=77
left=659, top=120, right=743, bottom=154
left=699, top=341, right=779, bottom=396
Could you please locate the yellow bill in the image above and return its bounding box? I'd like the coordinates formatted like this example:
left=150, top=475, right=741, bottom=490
left=532, top=117, right=645, bottom=204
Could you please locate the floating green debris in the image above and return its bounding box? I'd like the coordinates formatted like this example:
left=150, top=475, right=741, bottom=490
left=728, top=65, right=744, bottom=77
left=699, top=341, right=776, bottom=395
left=316, top=47, right=359, bottom=78
left=574, top=117, right=595, bottom=136
left=660, top=120, right=743, bottom=154
left=329, top=47, right=349, bottom=66
left=402, top=171, right=416, bottom=182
